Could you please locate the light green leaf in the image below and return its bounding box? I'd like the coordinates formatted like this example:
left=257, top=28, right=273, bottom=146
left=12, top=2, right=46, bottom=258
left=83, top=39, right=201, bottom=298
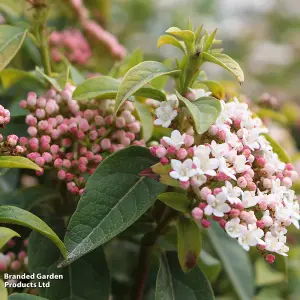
left=115, top=61, right=180, bottom=112
left=157, top=192, right=189, bottom=213
left=256, top=108, right=288, bottom=126
left=203, top=29, right=217, bottom=52
left=207, top=222, right=254, bottom=300
left=202, top=52, right=244, bottom=84
left=0, top=279, right=8, bottom=300
left=0, top=25, right=27, bottom=72
left=194, top=80, right=225, bottom=99
left=195, top=24, right=204, bottom=45
left=155, top=252, right=215, bottom=300
left=160, top=175, right=180, bottom=188
left=69, top=65, right=85, bottom=85
left=0, top=69, right=44, bottom=89
left=157, top=35, right=186, bottom=53
left=176, top=92, right=221, bottom=134
left=62, top=146, right=165, bottom=266
left=0, top=156, right=42, bottom=171
left=0, top=227, right=20, bottom=250
left=72, top=76, right=120, bottom=100
left=28, top=228, right=110, bottom=300
left=36, top=67, right=62, bottom=91
left=152, top=162, right=172, bottom=175
left=0, top=206, right=66, bottom=258
left=166, top=27, right=195, bottom=53
left=8, top=295, right=47, bottom=300
left=135, top=87, right=167, bottom=101
left=263, top=134, right=291, bottom=163
left=56, top=65, right=70, bottom=90
left=198, top=250, right=221, bottom=283
left=177, top=216, right=202, bottom=273
left=134, top=101, right=153, bottom=142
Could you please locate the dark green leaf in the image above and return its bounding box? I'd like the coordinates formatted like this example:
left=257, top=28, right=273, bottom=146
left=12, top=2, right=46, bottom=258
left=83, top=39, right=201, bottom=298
left=0, top=25, right=27, bottom=72
left=9, top=294, right=48, bottom=299
left=0, top=156, right=42, bottom=171
left=115, top=61, right=180, bottom=112
left=62, top=146, right=165, bottom=266
left=135, top=87, right=167, bottom=101
left=207, top=222, right=254, bottom=300
left=0, top=206, right=66, bottom=258
left=134, top=101, right=153, bottom=142
left=28, top=229, right=110, bottom=300
left=202, top=52, right=244, bottom=84
left=157, top=192, right=189, bottom=213
left=177, top=217, right=202, bottom=272
left=198, top=250, right=221, bottom=283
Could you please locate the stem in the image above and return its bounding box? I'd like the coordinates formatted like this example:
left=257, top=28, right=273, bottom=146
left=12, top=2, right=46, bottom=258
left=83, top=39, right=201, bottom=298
left=132, top=208, right=177, bottom=300
left=40, top=24, right=52, bottom=76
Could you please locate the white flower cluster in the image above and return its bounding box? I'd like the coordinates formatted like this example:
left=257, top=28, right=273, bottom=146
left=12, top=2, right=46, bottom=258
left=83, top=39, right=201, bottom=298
left=151, top=95, right=299, bottom=260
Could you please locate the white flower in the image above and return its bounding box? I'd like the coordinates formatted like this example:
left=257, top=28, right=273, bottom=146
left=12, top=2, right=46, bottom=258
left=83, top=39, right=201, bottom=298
left=265, top=231, right=289, bottom=256
left=242, top=191, right=259, bottom=208
left=163, top=130, right=185, bottom=150
left=233, top=155, right=250, bottom=173
left=225, top=218, right=247, bottom=238
left=154, top=99, right=178, bottom=128
left=224, top=181, right=242, bottom=204
left=204, top=192, right=231, bottom=217
left=210, top=141, right=229, bottom=158
left=190, top=88, right=212, bottom=99
left=238, top=224, right=265, bottom=251
left=169, top=159, right=197, bottom=182
left=218, top=157, right=236, bottom=180
left=191, top=174, right=207, bottom=187
left=193, top=146, right=219, bottom=176
left=241, top=127, right=261, bottom=150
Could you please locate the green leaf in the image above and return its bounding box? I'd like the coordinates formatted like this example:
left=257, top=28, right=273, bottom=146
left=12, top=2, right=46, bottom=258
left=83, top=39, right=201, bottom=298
left=0, top=69, right=44, bottom=89
left=28, top=229, right=110, bottom=300
left=177, top=216, right=202, bottom=273
left=36, top=67, right=62, bottom=91
left=195, top=80, right=225, bottom=99
left=198, top=250, right=221, bottom=283
left=207, top=222, right=254, bottom=300
left=56, top=65, right=70, bottom=90
left=0, top=25, right=27, bottom=72
left=203, top=29, right=217, bottom=52
left=0, top=206, right=66, bottom=258
left=157, top=35, right=186, bottom=53
left=135, top=87, right=167, bottom=101
left=115, top=61, right=180, bottom=112
left=166, top=27, right=195, bottom=53
left=0, top=227, right=20, bottom=250
left=62, top=146, right=165, bottom=266
left=69, top=65, right=85, bottom=85
left=0, top=156, right=42, bottom=171
left=256, top=108, right=288, bottom=126
left=157, top=192, right=189, bottom=213
left=263, top=134, right=291, bottom=163
left=8, top=295, right=47, bottom=300
left=72, top=76, right=120, bottom=100
left=134, top=101, right=153, bottom=142
left=0, top=279, right=8, bottom=300
left=202, top=52, right=244, bottom=84
left=155, top=252, right=215, bottom=300
left=176, top=92, right=221, bottom=134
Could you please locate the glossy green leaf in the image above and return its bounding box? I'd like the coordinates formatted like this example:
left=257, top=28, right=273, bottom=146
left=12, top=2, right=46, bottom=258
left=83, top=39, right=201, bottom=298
left=0, top=156, right=42, bottom=171
left=135, top=87, right=167, bottom=101
left=202, top=52, right=244, bottom=84
left=177, top=216, right=202, bottom=273
left=157, top=192, right=189, bottom=213
left=195, top=80, right=225, bottom=99
left=134, top=101, right=153, bottom=142
left=256, top=108, right=288, bottom=125
left=166, top=27, right=195, bottom=53
left=115, top=61, right=180, bottom=112
left=72, top=76, right=120, bottom=100
left=157, top=35, right=185, bottom=53
left=155, top=252, right=215, bottom=300
left=203, top=29, right=217, bottom=52
left=176, top=92, right=221, bottom=134
left=0, top=206, right=66, bottom=258
left=263, top=134, right=291, bottom=163
left=8, top=294, right=47, bottom=300
left=0, top=227, right=20, bottom=249
left=0, top=69, right=44, bottom=89
left=0, top=25, right=27, bottom=72
left=28, top=229, right=110, bottom=300
left=36, top=67, right=62, bottom=91
left=62, top=146, right=165, bottom=266
left=198, top=250, right=221, bottom=283
left=0, top=279, right=8, bottom=300
left=207, top=222, right=254, bottom=300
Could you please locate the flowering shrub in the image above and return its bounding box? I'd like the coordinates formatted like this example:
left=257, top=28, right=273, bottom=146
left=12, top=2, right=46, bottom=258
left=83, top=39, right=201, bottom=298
left=0, top=1, right=300, bottom=300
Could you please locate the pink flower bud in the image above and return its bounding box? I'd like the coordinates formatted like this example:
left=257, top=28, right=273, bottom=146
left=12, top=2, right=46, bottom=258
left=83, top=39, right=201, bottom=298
left=282, top=177, right=292, bottom=188
left=265, top=254, right=275, bottom=264
left=65, top=173, right=74, bottom=181
left=98, top=127, right=107, bottom=137
left=26, top=115, right=37, bottom=126
left=256, top=220, right=265, bottom=229
left=200, top=187, right=211, bottom=200
left=192, top=207, right=203, bottom=220
left=176, top=148, right=187, bottom=160
left=27, top=92, right=37, bottom=106
left=7, top=135, right=18, bottom=146
left=128, top=121, right=140, bottom=133
left=94, top=154, right=102, bottom=164
left=104, top=115, right=114, bottom=125
left=167, top=146, right=176, bottom=156
left=57, top=170, right=66, bottom=180
left=247, top=182, right=256, bottom=191
left=116, top=117, right=126, bottom=128
left=229, top=209, right=240, bottom=218
left=219, top=219, right=227, bottom=228
left=237, top=176, right=247, bottom=188
left=63, top=159, right=71, bottom=169
left=86, top=151, right=94, bottom=160
left=18, top=251, right=27, bottom=261
left=42, top=152, right=52, bottom=163
left=201, top=219, right=211, bottom=228
left=120, top=137, right=131, bottom=147
left=35, top=157, right=45, bottom=167
left=54, top=158, right=63, bottom=168
left=208, top=125, right=218, bottom=135
left=184, top=135, right=194, bottom=147
left=155, top=146, right=167, bottom=158
left=160, top=157, right=169, bottom=165
left=262, top=215, right=273, bottom=227
left=10, top=260, right=21, bottom=271
left=101, top=138, right=111, bottom=150
left=179, top=181, right=190, bottom=190
left=95, top=115, right=104, bottom=126
left=256, top=156, right=266, bottom=167
left=36, top=108, right=46, bottom=119
left=62, top=138, right=72, bottom=148
left=19, top=100, right=27, bottom=109
left=258, top=201, right=267, bottom=211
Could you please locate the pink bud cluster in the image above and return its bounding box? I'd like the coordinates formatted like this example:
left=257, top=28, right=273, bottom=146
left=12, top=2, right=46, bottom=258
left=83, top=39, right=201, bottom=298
left=0, top=104, right=10, bottom=127
left=0, top=239, right=28, bottom=273
left=49, top=29, right=92, bottom=65
left=151, top=98, right=299, bottom=262
left=20, top=84, right=144, bottom=195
